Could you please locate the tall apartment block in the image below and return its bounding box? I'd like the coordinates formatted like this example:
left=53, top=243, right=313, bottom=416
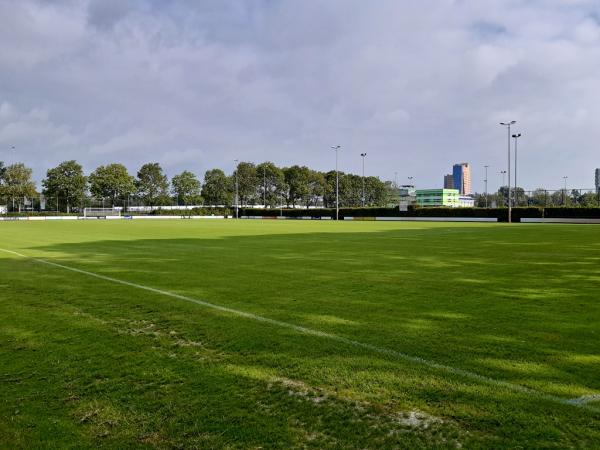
left=596, top=168, right=600, bottom=191
left=452, top=163, right=471, bottom=195
left=444, top=174, right=454, bottom=189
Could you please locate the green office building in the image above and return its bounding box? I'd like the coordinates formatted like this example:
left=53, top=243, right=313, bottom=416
left=416, top=189, right=460, bottom=207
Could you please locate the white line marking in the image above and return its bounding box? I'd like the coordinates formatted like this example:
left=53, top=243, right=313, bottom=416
left=1, top=247, right=599, bottom=414
left=567, top=394, right=600, bottom=405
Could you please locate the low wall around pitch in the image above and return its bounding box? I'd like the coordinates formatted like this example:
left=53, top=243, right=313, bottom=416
left=241, top=216, right=332, bottom=220
left=521, top=218, right=600, bottom=224
left=5, top=215, right=600, bottom=224
left=373, top=217, right=498, bottom=222
left=242, top=215, right=496, bottom=222
left=0, top=215, right=227, bottom=221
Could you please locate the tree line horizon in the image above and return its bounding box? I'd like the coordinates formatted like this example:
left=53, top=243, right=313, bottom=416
left=0, top=159, right=393, bottom=211
left=1, top=159, right=598, bottom=212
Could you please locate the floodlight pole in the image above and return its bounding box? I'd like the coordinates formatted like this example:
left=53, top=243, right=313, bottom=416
left=563, top=176, right=568, bottom=206
left=484, top=165, right=489, bottom=208
left=360, top=152, right=367, bottom=207
left=263, top=165, right=266, bottom=208
left=500, top=121, right=516, bottom=223
left=512, top=133, right=521, bottom=206
left=332, top=145, right=341, bottom=220
left=234, top=159, right=239, bottom=219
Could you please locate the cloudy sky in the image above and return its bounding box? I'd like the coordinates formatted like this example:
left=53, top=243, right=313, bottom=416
left=1, top=0, right=599, bottom=191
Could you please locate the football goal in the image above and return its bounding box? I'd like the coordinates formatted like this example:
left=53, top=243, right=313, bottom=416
left=82, top=208, right=121, bottom=219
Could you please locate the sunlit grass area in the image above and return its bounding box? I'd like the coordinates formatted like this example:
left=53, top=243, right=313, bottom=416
left=1, top=220, right=599, bottom=448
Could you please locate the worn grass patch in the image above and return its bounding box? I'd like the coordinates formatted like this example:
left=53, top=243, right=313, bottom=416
left=1, top=220, right=599, bottom=448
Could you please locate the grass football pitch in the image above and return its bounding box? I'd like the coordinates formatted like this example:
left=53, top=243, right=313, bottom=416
left=1, top=220, right=599, bottom=449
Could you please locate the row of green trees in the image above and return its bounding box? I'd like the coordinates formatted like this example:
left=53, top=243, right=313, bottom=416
left=0, top=160, right=392, bottom=212
left=473, top=186, right=600, bottom=207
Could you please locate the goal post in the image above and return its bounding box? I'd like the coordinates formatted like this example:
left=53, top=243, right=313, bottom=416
left=82, top=208, right=122, bottom=219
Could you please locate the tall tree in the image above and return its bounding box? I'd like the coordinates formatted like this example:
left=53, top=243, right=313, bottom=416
left=550, top=189, right=565, bottom=206
left=497, top=186, right=510, bottom=207
left=364, top=176, right=388, bottom=206
left=529, top=188, right=549, bottom=207
left=136, top=163, right=169, bottom=206
left=497, top=186, right=526, bottom=207
left=579, top=191, right=600, bottom=207
left=201, top=169, right=232, bottom=206
left=306, top=170, right=326, bottom=208
left=283, top=165, right=310, bottom=207
left=256, top=162, right=285, bottom=207
left=1, top=163, right=37, bottom=212
left=233, top=162, right=259, bottom=206
left=340, top=173, right=362, bottom=207
left=171, top=171, right=201, bottom=205
left=0, top=161, right=6, bottom=203
left=383, top=180, right=399, bottom=207
left=89, top=163, right=136, bottom=206
left=42, top=160, right=87, bottom=212
left=323, top=170, right=339, bottom=208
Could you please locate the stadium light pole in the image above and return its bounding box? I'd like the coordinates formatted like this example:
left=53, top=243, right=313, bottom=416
left=360, top=152, right=367, bottom=207
left=263, top=165, right=266, bottom=208
left=512, top=133, right=521, bottom=206
left=563, top=176, right=568, bottom=206
left=484, top=165, right=490, bottom=208
left=234, top=159, right=239, bottom=219
left=500, top=170, right=506, bottom=189
left=280, top=190, right=283, bottom=216
left=500, top=121, right=516, bottom=222
left=332, top=145, right=341, bottom=220
left=408, top=176, right=414, bottom=185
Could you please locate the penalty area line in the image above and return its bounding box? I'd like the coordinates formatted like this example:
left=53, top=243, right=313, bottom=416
left=1, top=246, right=598, bottom=414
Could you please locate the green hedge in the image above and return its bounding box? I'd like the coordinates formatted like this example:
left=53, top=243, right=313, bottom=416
left=1, top=212, right=79, bottom=217
left=134, top=207, right=231, bottom=216
left=239, top=206, right=600, bottom=222
left=4, top=206, right=599, bottom=220
left=2, top=208, right=232, bottom=217
left=543, top=207, right=600, bottom=218
left=239, top=208, right=334, bottom=218
left=241, top=206, right=506, bottom=219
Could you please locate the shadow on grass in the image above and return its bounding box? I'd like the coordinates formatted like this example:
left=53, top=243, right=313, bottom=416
left=2, top=223, right=600, bottom=447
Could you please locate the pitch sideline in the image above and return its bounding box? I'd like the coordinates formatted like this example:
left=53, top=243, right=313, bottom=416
left=1, top=247, right=598, bottom=414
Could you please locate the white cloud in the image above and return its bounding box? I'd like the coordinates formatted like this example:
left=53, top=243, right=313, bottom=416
left=1, top=0, right=599, bottom=190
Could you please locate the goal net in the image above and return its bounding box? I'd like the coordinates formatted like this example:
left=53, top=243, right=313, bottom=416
left=83, top=208, right=121, bottom=219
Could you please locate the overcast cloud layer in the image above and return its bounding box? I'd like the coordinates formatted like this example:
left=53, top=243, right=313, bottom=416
left=1, top=0, right=599, bottom=191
